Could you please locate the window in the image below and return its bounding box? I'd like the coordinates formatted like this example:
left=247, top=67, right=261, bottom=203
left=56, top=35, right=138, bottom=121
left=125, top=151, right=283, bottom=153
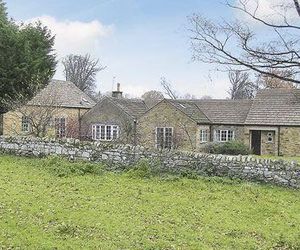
left=215, top=130, right=235, bottom=142
left=200, top=129, right=209, bottom=143
left=55, top=117, right=66, bottom=138
left=267, top=132, right=274, bottom=143
left=21, top=116, right=31, bottom=133
left=92, top=125, right=119, bottom=141
left=156, top=127, right=173, bottom=149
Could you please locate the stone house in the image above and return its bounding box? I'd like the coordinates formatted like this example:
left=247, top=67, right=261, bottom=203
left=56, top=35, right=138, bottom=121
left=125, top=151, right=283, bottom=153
left=138, top=89, right=300, bottom=156
left=3, top=80, right=95, bottom=139
left=137, top=98, right=251, bottom=151
left=81, top=86, right=148, bottom=144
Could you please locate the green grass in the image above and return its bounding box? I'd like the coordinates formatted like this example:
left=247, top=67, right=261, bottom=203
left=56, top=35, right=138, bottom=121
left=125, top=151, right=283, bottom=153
left=0, top=155, right=300, bottom=249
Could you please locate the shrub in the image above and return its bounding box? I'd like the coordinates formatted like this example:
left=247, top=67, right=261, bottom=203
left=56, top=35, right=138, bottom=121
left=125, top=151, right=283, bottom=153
left=39, top=156, right=106, bottom=177
left=126, top=159, right=153, bottom=179
left=203, top=141, right=251, bottom=155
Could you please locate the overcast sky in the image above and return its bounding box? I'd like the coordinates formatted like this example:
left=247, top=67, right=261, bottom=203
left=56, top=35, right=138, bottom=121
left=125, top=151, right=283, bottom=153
left=6, top=0, right=291, bottom=98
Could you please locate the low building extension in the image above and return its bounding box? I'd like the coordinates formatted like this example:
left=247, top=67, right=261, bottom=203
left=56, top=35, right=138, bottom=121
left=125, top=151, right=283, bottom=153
left=138, top=89, right=300, bottom=156
left=81, top=84, right=148, bottom=144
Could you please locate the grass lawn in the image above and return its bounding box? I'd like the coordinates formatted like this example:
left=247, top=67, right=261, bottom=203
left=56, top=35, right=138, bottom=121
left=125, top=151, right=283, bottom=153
left=0, top=155, right=300, bottom=249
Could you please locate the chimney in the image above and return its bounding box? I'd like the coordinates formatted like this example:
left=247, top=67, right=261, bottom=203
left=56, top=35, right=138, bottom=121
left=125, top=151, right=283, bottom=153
left=112, top=83, right=123, bottom=99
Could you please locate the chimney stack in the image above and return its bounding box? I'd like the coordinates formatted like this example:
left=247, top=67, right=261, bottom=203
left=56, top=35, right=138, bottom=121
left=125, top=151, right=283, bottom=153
left=112, top=83, right=123, bottom=99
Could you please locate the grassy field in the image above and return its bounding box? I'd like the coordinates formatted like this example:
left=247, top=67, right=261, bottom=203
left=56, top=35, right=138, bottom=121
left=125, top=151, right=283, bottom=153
left=0, top=155, right=300, bottom=249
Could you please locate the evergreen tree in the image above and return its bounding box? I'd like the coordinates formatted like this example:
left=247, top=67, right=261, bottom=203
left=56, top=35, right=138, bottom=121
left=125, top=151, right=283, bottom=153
left=0, top=0, right=57, bottom=112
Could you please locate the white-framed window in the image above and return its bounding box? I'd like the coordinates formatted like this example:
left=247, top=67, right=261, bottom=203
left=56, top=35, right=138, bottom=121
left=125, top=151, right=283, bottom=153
left=92, top=125, right=119, bottom=141
left=214, top=129, right=235, bottom=142
left=21, top=116, right=31, bottom=133
left=267, top=132, right=274, bottom=143
left=200, top=129, right=209, bottom=143
left=156, top=127, right=173, bottom=149
left=55, top=117, right=67, bottom=138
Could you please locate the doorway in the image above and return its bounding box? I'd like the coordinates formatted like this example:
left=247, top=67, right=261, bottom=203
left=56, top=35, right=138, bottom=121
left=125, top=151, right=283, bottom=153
left=251, top=130, right=261, bottom=155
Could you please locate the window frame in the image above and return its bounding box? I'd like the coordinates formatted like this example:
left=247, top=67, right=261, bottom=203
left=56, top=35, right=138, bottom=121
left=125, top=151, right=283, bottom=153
left=200, top=129, right=209, bottom=143
left=214, top=129, right=235, bottom=142
left=21, top=116, right=31, bottom=133
left=92, top=124, right=119, bottom=141
left=55, top=117, right=67, bottom=139
left=267, top=131, right=274, bottom=143
left=156, top=127, right=173, bottom=150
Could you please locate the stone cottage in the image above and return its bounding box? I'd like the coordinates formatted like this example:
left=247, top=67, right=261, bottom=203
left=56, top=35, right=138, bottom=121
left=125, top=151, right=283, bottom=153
left=138, top=89, right=300, bottom=156
left=3, top=80, right=95, bottom=138
left=81, top=85, right=148, bottom=144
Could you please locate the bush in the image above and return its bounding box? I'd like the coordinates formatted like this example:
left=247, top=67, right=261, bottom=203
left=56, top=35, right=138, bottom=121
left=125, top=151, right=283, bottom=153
left=39, top=156, right=106, bottom=177
left=203, top=141, right=251, bottom=155
left=126, top=159, right=152, bottom=179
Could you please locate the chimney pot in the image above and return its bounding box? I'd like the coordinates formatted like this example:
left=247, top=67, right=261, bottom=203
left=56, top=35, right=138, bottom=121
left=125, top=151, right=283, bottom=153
left=112, top=83, right=123, bottom=99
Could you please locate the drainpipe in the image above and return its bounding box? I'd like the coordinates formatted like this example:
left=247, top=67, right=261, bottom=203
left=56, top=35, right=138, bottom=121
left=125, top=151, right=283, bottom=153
left=133, top=119, right=137, bottom=146
left=277, top=126, right=281, bottom=156
left=78, top=108, right=81, bottom=140
left=209, top=125, right=213, bottom=142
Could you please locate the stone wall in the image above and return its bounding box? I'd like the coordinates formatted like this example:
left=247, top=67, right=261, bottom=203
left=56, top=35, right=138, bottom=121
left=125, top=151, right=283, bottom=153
left=0, top=114, right=3, bottom=135
left=0, top=136, right=300, bottom=188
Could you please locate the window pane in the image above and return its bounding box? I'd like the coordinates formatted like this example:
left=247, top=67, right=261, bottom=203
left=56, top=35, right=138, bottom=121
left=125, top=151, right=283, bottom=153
left=156, top=128, right=164, bottom=149
left=100, top=126, right=105, bottom=140
left=106, top=126, right=112, bottom=140
left=221, top=130, right=227, bottom=141
left=200, top=129, right=208, bottom=142
left=215, top=130, right=221, bottom=141
left=228, top=130, right=234, bottom=141
left=112, top=126, right=119, bottom=140
left=164, top=128, right=173, bottom=149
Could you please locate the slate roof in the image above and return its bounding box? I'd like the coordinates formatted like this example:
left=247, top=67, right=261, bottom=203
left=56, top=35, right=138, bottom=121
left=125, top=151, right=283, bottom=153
left=167, top=99, right=211, bottom=124
left=27, top=80, right=96, bottom=109
left=193, top=99, right=253, bottom=125
left=245, top=88, right=300, bottom=126
left=107, top=97, right=148, bottom=119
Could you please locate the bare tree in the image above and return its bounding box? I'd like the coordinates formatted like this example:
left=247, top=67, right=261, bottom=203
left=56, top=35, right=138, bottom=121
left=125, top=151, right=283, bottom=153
left=62, top=54, right=106, bottom=96
left=201, top=95, right=212, bottom=100
left=228, top=70, right=258, bottom=99
left=141, top=90, right=164, bottom=108
left=189, top=0, right=300, bottom=86
left=295, top=0, right=300, bottom=16
left=182, top=93, right=197, bottom=99
left=5, top=96, right=62, bottom=138
left=141, top=90, right=164, bottom=101
left=161, top=77, right=178, bottom=99
left=257, top=69, right=296, bottom=89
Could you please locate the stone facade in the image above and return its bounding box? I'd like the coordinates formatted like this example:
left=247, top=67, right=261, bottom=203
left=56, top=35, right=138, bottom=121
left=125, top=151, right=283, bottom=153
left=280, top=127, right=300, bottom=156
left=138, top=100, right=300, bottom=156
left=1, top=136, right=300, bottom=188
left=81, top=100, right=136, bottom=143
left=137, top=100, right=199, bottom=150
left=3, top=106, right=89, bottom=139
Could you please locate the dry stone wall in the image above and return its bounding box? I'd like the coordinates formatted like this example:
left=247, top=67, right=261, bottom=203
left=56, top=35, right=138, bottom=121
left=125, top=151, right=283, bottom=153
left=0, top=136, right=300, bottom=188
